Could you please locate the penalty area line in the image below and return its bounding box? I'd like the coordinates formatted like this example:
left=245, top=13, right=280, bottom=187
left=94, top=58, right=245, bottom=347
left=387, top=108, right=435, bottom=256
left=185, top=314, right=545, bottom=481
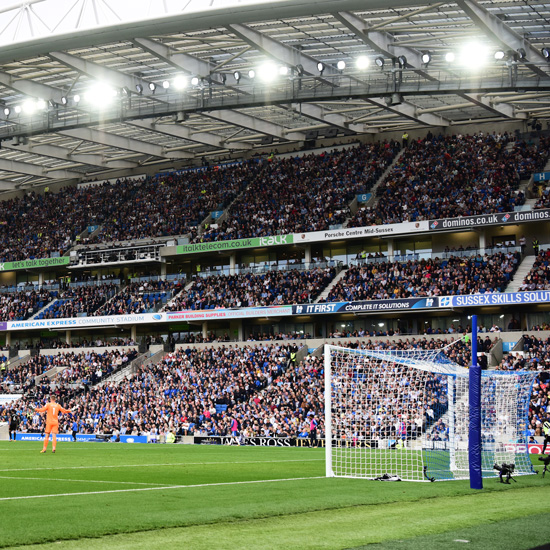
left=0, top=476, right=326, bottom=501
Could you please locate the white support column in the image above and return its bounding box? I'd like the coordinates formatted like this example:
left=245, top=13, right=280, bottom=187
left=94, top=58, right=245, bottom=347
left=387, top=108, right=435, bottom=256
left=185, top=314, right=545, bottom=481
left=202, top=321, right=208, bottom=340
left=38, top=272, right=44, bottom=285
left=230, top=254, right=237, bottom=275
left=479, top=231, right=487, bottom=254
left=66, top=330, right=71, bottom=346
left=160, top=261, right=167, bottom=277
left=304, top=245, right=312, bottom=267
left=387, top=239, right=395, bottom=261
left=5, top=331, right=11, bottom=347
left=131, top=325, right=137, bottom=343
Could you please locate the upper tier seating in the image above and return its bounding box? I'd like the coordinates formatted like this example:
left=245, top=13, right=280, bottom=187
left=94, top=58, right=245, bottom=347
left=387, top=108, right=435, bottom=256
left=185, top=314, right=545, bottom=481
left=348, top=133, right=549, bottom=227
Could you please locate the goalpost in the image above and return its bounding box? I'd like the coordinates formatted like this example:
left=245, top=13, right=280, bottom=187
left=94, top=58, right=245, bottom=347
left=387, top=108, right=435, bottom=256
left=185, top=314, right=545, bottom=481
left=324, top=342, right=537, bottom=482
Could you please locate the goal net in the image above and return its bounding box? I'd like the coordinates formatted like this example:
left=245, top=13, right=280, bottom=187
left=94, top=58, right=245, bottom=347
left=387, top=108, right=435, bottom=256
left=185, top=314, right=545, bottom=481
left=324, top=344, right=537, bottom=482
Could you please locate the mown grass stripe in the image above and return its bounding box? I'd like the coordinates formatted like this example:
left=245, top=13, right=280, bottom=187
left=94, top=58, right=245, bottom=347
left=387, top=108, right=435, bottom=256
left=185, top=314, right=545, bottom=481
left=0, top=475, right=325, bottom=501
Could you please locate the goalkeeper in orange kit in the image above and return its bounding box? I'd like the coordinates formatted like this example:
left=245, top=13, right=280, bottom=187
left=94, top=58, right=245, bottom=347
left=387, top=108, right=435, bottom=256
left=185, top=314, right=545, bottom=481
left=35, top=395, right=73, bottom=453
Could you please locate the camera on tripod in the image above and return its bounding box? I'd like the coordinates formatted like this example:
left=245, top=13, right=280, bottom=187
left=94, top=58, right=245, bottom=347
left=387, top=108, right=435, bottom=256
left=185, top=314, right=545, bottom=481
left=493, top=462, right=516, bottom=484
left=538, top=455, right=550, bottom=478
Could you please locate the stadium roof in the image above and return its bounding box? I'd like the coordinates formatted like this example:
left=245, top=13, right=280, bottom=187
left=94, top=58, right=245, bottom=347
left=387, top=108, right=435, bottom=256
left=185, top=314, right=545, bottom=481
left=0, top=0, right=548, bottom=190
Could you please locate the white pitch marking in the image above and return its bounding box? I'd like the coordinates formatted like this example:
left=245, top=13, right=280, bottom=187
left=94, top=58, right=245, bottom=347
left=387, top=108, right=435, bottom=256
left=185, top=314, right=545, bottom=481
left=0, top=475, right=174, bottom=486
left=0, top=476, right=325, bottom=501
left=0, top=458, right=323, bottom=473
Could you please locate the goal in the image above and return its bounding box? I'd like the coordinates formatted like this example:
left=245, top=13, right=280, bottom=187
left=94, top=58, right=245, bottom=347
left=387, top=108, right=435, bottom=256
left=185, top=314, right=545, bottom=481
left=324, top=344, right=537, bottom=482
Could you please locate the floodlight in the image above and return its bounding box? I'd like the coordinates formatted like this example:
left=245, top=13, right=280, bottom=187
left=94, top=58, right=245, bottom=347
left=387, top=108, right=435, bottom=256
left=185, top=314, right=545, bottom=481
left=542, top=47, right=550, bottom=60
left=148, top=82, right=156, bottom=92
left=36, top=99, right=46, bottom=110
left=191, top=77, right=200, bottom=86
left=121, top=87, right=131, bottom=96
left=14, top=105, right=21, bottom=114
left=421, top=51, right=431, bottom=64
left=173, top=75, right=187, bottom=89
left=459, top=42, right=489, bottom=69
left=279, top=66, right=289, bottom=76
left=3, top=107, right=9, bottom=117
left=375, top=57, right=384, bottom=68
left=258, top=62, right=277, bottom=82
left=48, top=99, right=56, bottom=108
left=317, top=62, right=325, bottom=74
left=23, top=100, right=37, bottom=114
left=516, top=48, right=527, bottom=60
left=397, top=55, right=407, bottom=68
left=60, top=96, right=68, bottom=105
left=248, top=69, right=256, bottom=79
left=337, top=60, right=346, bottom=71
left=356, top=56, right=370, bottom=70
left=84, top=83, right=117, bottom=106
left=73, top=94, right=81, bottom=104
left=162, top=80, right=170, bottom=89
left=494, top=50, right=506, bottom=60
left=445, top=52, right=455, bottom=63
left=135, top=84, right=143, bottom=94
left=295, top=64, right=304, bottom=76
left=233, top=71, right=241, bottom=82
left=219, top=73, right=227, bottom=84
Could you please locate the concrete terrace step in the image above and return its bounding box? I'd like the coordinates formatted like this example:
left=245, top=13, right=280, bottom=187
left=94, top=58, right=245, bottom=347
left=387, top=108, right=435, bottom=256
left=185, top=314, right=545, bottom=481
left=505, top=255, right=537, bottom=293
left=315, top=268, right=349, bottom=303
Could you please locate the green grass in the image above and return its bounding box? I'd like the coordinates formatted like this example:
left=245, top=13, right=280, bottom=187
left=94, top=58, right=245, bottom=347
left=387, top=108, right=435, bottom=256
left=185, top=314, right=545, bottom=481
left=0, top=441, right=548, bottom=549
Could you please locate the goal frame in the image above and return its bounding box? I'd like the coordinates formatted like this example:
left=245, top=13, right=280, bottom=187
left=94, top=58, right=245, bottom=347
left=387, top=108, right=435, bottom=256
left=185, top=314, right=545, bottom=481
left=324, top=342, right=537, bottom=483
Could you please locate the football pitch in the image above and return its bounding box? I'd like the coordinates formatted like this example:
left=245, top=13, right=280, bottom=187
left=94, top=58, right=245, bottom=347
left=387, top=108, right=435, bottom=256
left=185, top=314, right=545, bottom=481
left=0, top=441, right=548, bottom=550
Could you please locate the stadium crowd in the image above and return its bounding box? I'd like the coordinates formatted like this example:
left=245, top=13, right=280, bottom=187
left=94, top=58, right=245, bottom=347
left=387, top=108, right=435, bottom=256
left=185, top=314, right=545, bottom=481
left=51, top=349, right=138, bottom=385
left=35, top=337, right=138, bottom=349
left=164, top=267, right=336, bottom=311
left=36, top=284, right=117, bottom=319
left=324, top=252, right=519, bottom=302
left=2, top=343, right=306, bottom=437
left=518, top=249, right=550, bottom=291
left=93, top=279, right=184, bottom=316
left=0, top=133, right=548, bottom=265
left=348, top=133, right=544, bottom=227
left=497, top=334, right=550, bottom=372
left=0, top=349, right=138, bottom=394
left=0, top=164, right=247, bottom=261
left=0, top=333, right=547, bottom=447
left=195, top=141, right=401, bottom=242
left=0, top=289, right=54, bottom=321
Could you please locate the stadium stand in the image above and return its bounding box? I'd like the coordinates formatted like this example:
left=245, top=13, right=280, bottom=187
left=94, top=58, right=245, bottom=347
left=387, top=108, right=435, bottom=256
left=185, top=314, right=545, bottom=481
left=0, top=288, right=55, bottom=321
left=93, top=279, right=185, bottom=316
left=196, top=141, right=401, bottom=242
left=323, top=251, right=520, bottom=302
left=0, top=134, right=547, bottom=259
left=0, top=349, right=138, bottom=394
left=164, top=267, right=336, bottom=311
left=518, top=249, right=550, bottom=291
left=35, top=283, right=117, bottom=319
left=347, top=133, right=546, bottom=227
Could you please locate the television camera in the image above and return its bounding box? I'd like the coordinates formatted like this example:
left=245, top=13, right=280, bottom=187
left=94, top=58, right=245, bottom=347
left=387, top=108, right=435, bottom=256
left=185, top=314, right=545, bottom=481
left=493, top=463, right=516, bottom=484
left=538, top=455, right=550, bottom=478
